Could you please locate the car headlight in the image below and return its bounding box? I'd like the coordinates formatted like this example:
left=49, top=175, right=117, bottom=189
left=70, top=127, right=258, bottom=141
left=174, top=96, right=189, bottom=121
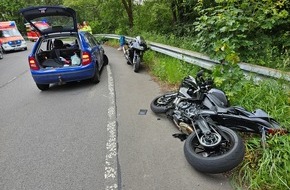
left=2, top=43, right=9, bottom=47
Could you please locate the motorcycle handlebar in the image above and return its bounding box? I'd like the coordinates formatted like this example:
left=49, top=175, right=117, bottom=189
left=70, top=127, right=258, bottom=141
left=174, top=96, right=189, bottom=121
left=196, top=70, right=204, bottom=78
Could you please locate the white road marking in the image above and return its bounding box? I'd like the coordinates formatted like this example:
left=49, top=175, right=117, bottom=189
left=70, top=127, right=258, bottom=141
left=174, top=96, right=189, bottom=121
left=0, top=70, right=28, bottom=88
left=105, top=65, right=119, bottom=190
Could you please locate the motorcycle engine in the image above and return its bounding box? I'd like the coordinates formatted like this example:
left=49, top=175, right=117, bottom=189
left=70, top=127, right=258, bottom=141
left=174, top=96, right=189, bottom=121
left=172, top=101, right=198, bottom=135
left=177, top=101, right=198, bottom=117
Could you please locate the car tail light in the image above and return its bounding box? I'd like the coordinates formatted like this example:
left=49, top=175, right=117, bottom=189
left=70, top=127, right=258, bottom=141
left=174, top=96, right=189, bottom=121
left=28, top=56, right=40, bottom=70
left=82, top=51, right=91, bottom=66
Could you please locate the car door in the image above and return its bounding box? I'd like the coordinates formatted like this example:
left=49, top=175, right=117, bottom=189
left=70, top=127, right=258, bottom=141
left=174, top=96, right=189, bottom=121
left=84, top=33, right=102, bottom=70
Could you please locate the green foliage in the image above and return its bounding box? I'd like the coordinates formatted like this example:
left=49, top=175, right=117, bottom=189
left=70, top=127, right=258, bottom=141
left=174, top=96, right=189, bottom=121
left=192, top=0, right=290, bottom=70
left=211, top=62, right=246, bottom=101
left=143, top=50, right=200, bottom=84
left=234, top=135, right=290, bottom=190
left=234, top=79, right=290, bottom=126
left=133, top=1, right=173, bottom=35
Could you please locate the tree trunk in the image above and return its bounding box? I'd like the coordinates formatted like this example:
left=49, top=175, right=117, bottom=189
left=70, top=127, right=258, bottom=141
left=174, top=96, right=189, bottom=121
left=121, top=0, right=134, bottom=29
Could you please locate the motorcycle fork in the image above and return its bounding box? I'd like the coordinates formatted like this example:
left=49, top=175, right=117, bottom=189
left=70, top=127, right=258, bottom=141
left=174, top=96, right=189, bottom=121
left=193, top=117, right=229, bottom=146
left=133, top=51, right=139, bottom=64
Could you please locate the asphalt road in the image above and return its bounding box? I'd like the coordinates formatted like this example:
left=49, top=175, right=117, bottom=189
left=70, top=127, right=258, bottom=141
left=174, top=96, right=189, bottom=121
left=0, top=42, right=233, bottom=190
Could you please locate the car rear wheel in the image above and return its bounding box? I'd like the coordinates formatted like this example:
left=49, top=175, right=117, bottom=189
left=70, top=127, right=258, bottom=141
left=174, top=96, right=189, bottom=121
left=103, top=54, right=109, bottom=66
left=91, top=64, right=100, bottom=84
left=36, top=83, right=49, bottom=91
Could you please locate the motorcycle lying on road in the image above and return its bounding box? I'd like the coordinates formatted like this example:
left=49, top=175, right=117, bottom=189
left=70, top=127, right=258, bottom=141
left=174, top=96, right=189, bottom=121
left=123, top=36, right=148, bottom=72
left=150, top=70, right=288, bottom=174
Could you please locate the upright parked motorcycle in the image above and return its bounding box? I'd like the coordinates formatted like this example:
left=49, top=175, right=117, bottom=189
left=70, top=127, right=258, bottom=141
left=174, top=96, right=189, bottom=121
left=150, top=70, right=287, bottom=174
left=123, top=36, right=147, bottom=72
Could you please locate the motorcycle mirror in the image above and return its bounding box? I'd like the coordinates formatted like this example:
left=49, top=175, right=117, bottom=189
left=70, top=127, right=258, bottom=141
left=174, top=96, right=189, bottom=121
left=197, top=70, right=204, bottom=78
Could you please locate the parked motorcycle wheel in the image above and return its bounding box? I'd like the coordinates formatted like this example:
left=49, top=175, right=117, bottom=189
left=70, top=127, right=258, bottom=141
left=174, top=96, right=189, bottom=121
left=150, top=92, right=177, bottom=113
left=184, top=126, right=245, bottom=174
left=133, top=56, right=140, bottom=72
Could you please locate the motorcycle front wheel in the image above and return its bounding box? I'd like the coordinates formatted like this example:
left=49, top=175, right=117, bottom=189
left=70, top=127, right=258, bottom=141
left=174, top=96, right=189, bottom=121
left=184, top=126, right=245, bottom=174
left=150, top=92, right=177, bottom=113
left=133, top=56, right=140, bottom=72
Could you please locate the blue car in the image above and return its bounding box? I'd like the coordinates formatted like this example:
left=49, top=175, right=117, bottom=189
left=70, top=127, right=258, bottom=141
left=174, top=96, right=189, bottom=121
left=20, top=6, right=108, bottom=91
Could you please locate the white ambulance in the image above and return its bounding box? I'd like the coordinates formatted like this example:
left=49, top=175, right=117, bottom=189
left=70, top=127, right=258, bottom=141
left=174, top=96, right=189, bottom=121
left=0, top=21, right=27, bottom=52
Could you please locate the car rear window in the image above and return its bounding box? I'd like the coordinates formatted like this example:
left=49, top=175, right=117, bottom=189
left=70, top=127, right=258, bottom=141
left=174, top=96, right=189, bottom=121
left=30, top=16, right=74, bottom=34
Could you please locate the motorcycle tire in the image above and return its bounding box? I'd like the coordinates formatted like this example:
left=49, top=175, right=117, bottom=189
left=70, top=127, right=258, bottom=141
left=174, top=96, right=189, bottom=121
left=133, top=56, right=140, bottom=72
left=150, top=92, right=177, bottom=113
left=184, top=126, right=245, bottom=174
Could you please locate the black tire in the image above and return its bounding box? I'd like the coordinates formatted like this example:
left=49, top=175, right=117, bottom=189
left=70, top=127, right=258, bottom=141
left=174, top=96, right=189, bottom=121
left=0, top=47, right=3, bottom=59
left=184, top=126, right=245, bottom=174
left=150, top=92, right=177, bottom=113
left=2, top=48, right=6, bottom=54
left=91, top=64, right=100, bottom=84
left=133, top=56, right=140, bottom=72
left=103, top=54, right=109, bottom=66
left=36, top=83, right=49, bottom=91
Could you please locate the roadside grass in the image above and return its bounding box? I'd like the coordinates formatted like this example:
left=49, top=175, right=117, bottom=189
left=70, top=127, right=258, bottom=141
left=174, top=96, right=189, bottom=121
left=233, top=134, right=290, bottom=190
left=143, top=50, right=290, bottom=190
left=144, top=50, right=200, bottom=85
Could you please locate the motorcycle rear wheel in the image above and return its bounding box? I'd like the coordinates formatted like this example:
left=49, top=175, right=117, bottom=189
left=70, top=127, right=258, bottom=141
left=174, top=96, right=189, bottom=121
left=184, top=126, right=245, bottom=174
left=150, top=92, right=177, bottom=113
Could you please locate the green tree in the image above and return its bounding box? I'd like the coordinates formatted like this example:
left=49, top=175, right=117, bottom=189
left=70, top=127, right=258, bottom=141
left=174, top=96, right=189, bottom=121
left=0, top=0, right=26, bottom=21
left=133, top=0, right=173, bottom=34
left=193, top=0, right=290, bottom=68
left=121, top=0, right=134, bottom=30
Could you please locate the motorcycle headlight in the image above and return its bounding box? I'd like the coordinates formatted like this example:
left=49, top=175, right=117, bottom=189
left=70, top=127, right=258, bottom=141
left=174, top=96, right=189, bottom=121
left=138, top=46, right=144, bottom=51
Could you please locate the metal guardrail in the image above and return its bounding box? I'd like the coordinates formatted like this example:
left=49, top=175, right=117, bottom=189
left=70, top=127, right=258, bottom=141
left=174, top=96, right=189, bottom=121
left=95, top=34, right=290, bottom=82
